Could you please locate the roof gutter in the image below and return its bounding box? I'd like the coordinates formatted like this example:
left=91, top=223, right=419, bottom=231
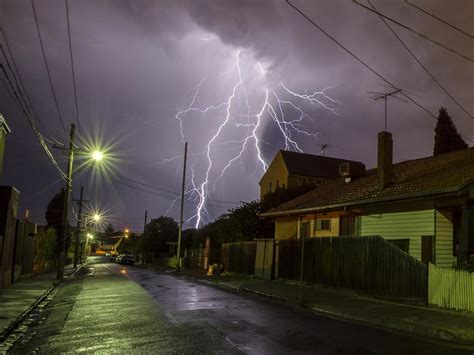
left=260, top=186, right=461, bottom=218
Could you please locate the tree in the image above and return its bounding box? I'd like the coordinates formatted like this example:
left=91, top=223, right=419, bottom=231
left=434, top=107, right=468, bottom=155
left=100, top=223, right=115, bottom=243
left=34, top=227, right=57, bottom=273
left=45, top=189, right=71, bottom=255
left=45, top=188, right=66, bottom=233
left=142, top=216, right=178, bottom=256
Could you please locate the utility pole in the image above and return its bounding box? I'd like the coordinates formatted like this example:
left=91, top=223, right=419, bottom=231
left=176, top=142, right=187, bottom=271
left=143, top=210, right=148, bottom=264
left=57, top=123, right=75, bottom=281
left=73, top=186, right=89, bottom=267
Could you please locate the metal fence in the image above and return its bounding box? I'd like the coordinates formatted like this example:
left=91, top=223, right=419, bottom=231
left=429, top=263, right=474, bottom=311
left=221, top=241, right=256, bottom=276
left=277, top=235, right=428, bottom=300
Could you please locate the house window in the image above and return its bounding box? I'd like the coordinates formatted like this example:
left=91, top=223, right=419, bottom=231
left=388, top=239, right=410, bottom=254
left=316, top=219, right=331, bottom=231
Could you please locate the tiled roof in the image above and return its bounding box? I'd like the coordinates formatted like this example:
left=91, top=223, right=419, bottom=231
left=265, top=147, right=474, bottom=215
left=280, top=150, right=364, bottom=178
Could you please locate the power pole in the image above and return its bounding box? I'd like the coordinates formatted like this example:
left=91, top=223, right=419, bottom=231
left=143, top=210, right=148, bottom=264
left=73, top=186, right=89, bottom=267
left=176, top=142, right=187, bottom=271
left=57, top=123, right=75, bottom=281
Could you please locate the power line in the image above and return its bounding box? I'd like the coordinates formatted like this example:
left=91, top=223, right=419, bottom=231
left=65, top=0, right=82, bottom=134
left=0, top=66, right=68, bottom=181
left=31, top=0, right=67, bottom=134
left=0, top=28, right=63, bottom=144
left=111, top=177, right=239, bottom=208
left=404, top=0, right=474, bottom=39
left=352, top=0, right=474, bottom=63
left=368, top=0, right=473, bottom=120
left=285, top=0, right=474, bottom=144
left=115, top=172, right=240, bottom=205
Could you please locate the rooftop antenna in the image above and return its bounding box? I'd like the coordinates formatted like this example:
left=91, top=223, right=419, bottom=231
left=367, top=88, right=408, bottom=131
left=316, top=143, right=336, bottom=156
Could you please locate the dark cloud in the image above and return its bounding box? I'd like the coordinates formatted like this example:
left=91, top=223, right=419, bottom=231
left=0, top=0, right=472, bottom=230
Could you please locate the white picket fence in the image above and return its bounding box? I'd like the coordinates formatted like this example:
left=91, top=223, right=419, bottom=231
left=428, top=263, right=474, bottom=311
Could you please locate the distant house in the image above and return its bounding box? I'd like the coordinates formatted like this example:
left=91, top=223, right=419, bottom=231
left=261, top=132, right=474, bottom=267
left=259, top=150, right=365, bottom=198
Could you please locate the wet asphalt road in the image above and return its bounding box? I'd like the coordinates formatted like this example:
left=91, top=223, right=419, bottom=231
left=10, top=256, right=471, bottom=354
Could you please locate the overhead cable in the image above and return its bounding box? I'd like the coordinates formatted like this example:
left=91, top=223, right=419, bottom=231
left=285, top=0, right=473, bottom=144
left=352, top=0, right=474, bottom=63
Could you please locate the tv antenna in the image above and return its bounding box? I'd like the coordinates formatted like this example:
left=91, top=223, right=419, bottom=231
left=316, top=143, right=336, bottom=156
left=368, top=88, right=408, bottom=131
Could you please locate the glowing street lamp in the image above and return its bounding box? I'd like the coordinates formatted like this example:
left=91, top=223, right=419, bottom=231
left=92, top=213, right=102, bottom=222
left=91, top=150, right=104, bottom=162
left=87, top=233, right=94, bottom=240
left=124, top=228, right=130, bottom=238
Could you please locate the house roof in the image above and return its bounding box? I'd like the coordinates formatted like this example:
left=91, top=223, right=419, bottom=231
left=279, top=150, right=364, bottom=179
left=262, top=147, right=474, bottom=216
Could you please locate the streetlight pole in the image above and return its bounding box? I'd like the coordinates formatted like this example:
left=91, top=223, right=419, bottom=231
left=57, top=123, right=75, bottom=281
left=176, top=142, right=187, bottom=271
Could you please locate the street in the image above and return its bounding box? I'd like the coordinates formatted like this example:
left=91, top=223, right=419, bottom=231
left=10, top=257, right=470, bottom=354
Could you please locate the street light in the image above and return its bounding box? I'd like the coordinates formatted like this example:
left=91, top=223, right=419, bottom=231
left=93, top=213, right=102, bottom=222
left=91, top=150, right=104, bottom=161
left=87, top=233, right=94, bottom=240
left=52, top=124, right=108, bottom=281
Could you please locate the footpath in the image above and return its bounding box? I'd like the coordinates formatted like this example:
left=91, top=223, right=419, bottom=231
left=175, top=268, right=474, bottom=347
left=0, top=264, right=79, bottom=342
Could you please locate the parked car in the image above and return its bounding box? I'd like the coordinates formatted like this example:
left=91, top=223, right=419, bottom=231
left=115, top=255, right=123, bottom=264
left=110, top=254, right=118, bottom=262
left=119, top=254, right=136, bottom=266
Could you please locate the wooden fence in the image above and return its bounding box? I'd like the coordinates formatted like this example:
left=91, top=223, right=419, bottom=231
left=277, top=235, right=428, bottom=300
left=429, top=263, right=474, bottom=311
left=222, top=241, right=256, bottom=276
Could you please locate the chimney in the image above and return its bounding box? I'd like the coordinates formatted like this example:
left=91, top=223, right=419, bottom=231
left=377, top=131, right=393, bottom=190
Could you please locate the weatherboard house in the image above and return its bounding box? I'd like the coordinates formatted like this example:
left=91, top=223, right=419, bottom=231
left=261, top=132, right=474, bottom=267
left=259, top=150, right=365, bottom=199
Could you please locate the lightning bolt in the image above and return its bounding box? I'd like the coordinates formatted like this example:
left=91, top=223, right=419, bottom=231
left=164, top=50, right=341, bottom=228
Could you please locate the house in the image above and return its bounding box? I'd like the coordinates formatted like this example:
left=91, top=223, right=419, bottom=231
left=261, top=132, right=474, bottom=267
left=259, top=150, right=365, bottom=198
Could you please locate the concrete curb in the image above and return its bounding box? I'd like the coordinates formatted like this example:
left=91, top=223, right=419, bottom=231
left=0, top=264, right=85, bottom=344
left=0, top=283, right=56, bottom=344
left=237, top=285, right=470, bottom=347
left=178, top=275, right=472, bottom=347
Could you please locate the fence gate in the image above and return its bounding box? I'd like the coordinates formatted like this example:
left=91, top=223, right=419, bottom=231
left=254, top=239, right=274, bottom=280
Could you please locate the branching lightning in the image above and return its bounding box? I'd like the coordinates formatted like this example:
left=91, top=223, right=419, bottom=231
left=165, top=50, right=341, bottom=228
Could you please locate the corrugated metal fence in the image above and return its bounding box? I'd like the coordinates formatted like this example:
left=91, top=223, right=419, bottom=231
left=277, top=235, right=428, bottom=300
left=429, top=263, right=474, bottom=311
left=221, top=241, right=256, bottom=276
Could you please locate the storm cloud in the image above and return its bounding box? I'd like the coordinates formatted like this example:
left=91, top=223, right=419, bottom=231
left=1, top=0, right=472, bottom=230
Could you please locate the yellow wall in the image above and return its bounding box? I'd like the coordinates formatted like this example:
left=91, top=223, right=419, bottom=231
left=435, top=210, right=456, bottom=268
left=358, top=209, right=435, bottom=263
left=259, top=152, right=288, bottom=198
left=275, top=216, right=299, bottom=240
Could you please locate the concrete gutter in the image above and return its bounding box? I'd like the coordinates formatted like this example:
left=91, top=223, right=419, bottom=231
left=0, top=264, right=85, bottom=345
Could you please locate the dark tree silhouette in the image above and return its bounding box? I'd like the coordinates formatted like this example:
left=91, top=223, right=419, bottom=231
left=434, top=107, right=468, bottom=155
left=45, top=188, right=70, bottom=255
left=45, top=188, right=66, bottom=233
